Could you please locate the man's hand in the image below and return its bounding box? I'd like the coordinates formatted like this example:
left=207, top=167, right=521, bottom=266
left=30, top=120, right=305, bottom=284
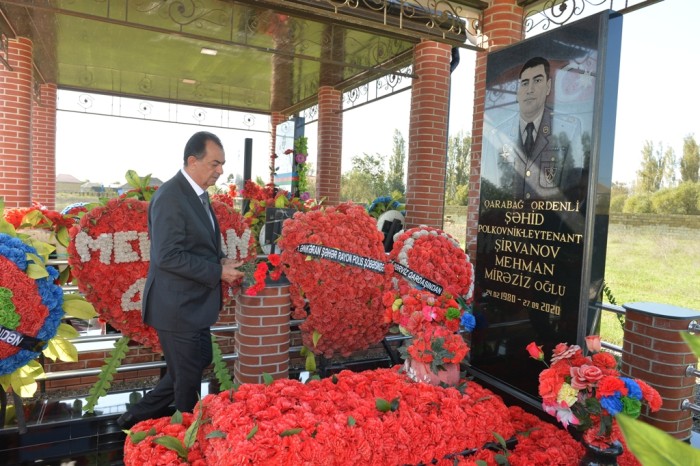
left=221, top=259, right=245, bottom=282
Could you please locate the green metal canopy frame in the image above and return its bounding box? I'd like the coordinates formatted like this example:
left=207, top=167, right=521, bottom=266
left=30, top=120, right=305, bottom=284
left=0, top=0, right=486, bottom=115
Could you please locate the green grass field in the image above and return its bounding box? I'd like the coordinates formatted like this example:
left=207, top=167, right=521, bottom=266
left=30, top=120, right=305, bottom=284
left=600, top=223, right=700, bottom=346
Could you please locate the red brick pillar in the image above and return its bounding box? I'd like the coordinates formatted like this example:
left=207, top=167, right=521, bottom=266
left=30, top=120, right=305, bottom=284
left=315, top=86, right=342, bottom=206
left=270, top=112, right=287, bottom=185
left=621, top=302, right=700, bottom=441
left=406, top=40, right=451, bottom=230
left=234, top=283, right=291, bottom=384
left=466, top=0, right=524, bottom=259
left=31, top=83, right=57, bottom=209
left=0, top=37, right=33, bottom=208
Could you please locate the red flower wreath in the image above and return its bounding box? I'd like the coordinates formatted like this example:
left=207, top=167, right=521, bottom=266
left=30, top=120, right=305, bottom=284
left=67, top=197, right=160, bottom=351
left=389, top=225, right=474, bottom=301
left=277, top=203, right=393, bottom=357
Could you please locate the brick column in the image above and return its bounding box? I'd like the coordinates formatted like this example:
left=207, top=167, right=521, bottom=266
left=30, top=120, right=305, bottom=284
left=0, top=37, right=33, bottom=208
left=621, top=302, right=700, bottom=441
left=234, top=283, right=291, bottom=384
left=466, top=0, right=524, bottom=259
left=270, top=112, right=287, bottom=185
left=315, top=86, right=342, bottom=206
left=31, top=83, right=57, bottom=209
left=405, top=40, right=451, bottom=229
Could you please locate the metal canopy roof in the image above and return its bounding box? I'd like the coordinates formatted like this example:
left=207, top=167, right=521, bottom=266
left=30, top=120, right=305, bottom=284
left=0, top=0, right=485, bottom=115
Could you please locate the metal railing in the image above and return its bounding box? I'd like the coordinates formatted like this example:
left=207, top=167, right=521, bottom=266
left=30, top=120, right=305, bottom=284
left=683, top=320, right=700, bottom=415
left=592, top=301, right=626, bottom=354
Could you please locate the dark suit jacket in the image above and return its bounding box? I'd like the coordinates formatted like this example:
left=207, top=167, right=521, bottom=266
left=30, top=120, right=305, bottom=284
left=142, top=170, right=223, bottom=332
left=485, top=109, right=584, bottom=201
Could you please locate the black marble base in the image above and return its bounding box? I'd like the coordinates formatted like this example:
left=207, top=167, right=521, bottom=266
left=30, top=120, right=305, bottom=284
left=0, top=383, right=173, bottom=465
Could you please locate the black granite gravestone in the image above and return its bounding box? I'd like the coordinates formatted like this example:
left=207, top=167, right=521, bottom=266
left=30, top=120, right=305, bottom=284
left=470, top=11, right=623, bottom=406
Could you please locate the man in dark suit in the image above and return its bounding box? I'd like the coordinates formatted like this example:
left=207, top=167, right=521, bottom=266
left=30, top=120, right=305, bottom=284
left=484, top=56, right=585, bottom=202
left=118, top=131, right=243, bottom=429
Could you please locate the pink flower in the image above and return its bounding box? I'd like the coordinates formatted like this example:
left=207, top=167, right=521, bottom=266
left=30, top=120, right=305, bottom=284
left=550, top=343, right=581, bottom=364
left=585, top=335, right=602, bottom=353
left=422, top=305, right=437, bottom=321
left=542, top=401, right=580, bottom=428
left=569, top=364, right=604, bottom=390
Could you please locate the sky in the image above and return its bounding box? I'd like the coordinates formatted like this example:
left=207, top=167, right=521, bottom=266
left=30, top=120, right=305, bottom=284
left=56, top=0, right=699, bottom=188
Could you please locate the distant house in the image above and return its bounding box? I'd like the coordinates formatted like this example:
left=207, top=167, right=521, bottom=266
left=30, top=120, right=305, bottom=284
left=56, top=174, right=84, bottom=193
left=80, top=182, right=104, bottom=193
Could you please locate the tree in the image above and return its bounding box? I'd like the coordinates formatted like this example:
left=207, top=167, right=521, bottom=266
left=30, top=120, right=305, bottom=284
left=445, top=130, right=472, bottom=205
left=386, top=129, right=406, bottom=195
left=680, top=134, right=700, bottom=183
left=340, top=152, right=389, bottom=203
left=661, top=146, right=677, bottom=188
left=340, top=170, right=378, bottom=204
left=635, top=141, right=665, bottom=193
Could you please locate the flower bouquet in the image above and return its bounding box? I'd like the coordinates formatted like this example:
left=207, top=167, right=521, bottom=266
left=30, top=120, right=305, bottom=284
left=366, top=195, right=405, bottom=219
left=240, top=180, right=319, bottom=254
left=384, top=284, right=475, bottom=386
left=4, top=201, right=78, bottom=285
left=238, top=252, right=283, bottom=296
left=289, top=135, right=310, bottom=200
left=527, top=338, right=662, bottom=450
left=382, top=225, right=475, bottom=386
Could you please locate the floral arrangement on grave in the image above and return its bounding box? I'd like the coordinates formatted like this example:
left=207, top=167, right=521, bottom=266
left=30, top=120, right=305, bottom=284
left=383, top=284, right=475, bottom=386
left=240, top=180, right=319, bottom=254
left=121, top=367, right=610, bottom=465
left=4, top=201, right=79, bottom=285
left=366, top=194, right=406, bottom=219
left=0, top=200, right=96, bottom=410
left=276, top=203, right=394, bottom=362
left=286, top=135, right=311, bottom=201
left=383, top=225, right=475, bottom=385
left=65, top=170, right=257, bottom=411
left=237, top=252, right=283, bottom=296
left=210, top=183, right=238, bottom=208
left=527, top=337, right=662, bottom=452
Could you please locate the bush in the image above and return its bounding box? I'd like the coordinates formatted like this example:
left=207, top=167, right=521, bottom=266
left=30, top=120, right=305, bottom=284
left=609, top=193, right=627, bottom=213
left=623, top=192, right=654, bottom=213
left=674, top=182, right=700, bottom=214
